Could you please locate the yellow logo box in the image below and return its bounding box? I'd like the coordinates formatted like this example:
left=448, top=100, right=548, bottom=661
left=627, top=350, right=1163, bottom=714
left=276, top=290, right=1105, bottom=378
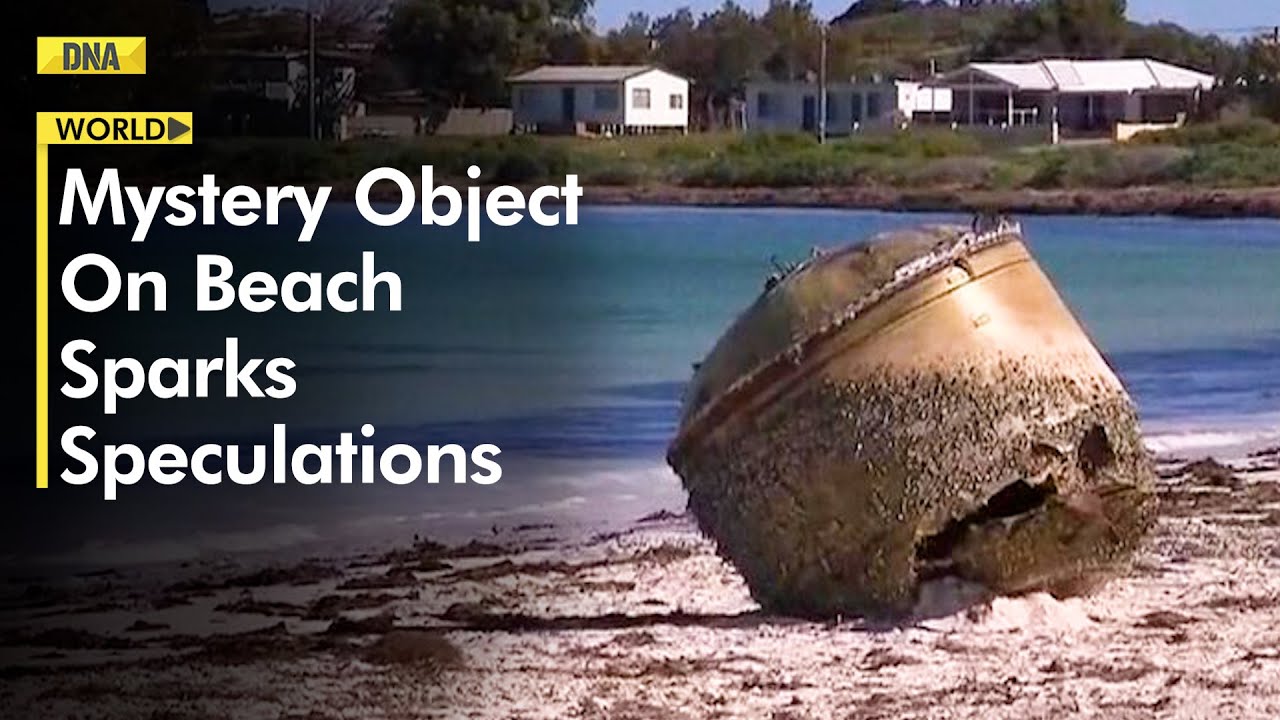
left=37, top=112, right=193, bottom=145
left=37, top=37, right=146, bottom=74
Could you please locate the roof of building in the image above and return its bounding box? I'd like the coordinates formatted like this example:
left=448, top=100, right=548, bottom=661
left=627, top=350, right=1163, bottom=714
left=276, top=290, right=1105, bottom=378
left=949, top=58, right=1215, bottom=93
left=745, top=78, right=918, bottom=89
left=435, top=108, right=514, bottom=136
left=507, top=65, right=685, bottom=83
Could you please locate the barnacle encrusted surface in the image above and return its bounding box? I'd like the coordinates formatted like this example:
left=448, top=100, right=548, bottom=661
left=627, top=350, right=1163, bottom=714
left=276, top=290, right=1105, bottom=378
left=668, top=224, right=1156, bottom=618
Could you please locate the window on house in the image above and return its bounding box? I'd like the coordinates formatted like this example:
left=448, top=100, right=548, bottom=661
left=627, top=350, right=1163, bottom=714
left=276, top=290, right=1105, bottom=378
left=594, top=88, right=618, bottom=110
left=850, top=92, right=864, bottom=123
left=669, top=93, right=684, bottom=109
left=632, top=88, right=651, bottom=109
left=758, top=92, right=772, bottom=118
left=867, top=92, right=882, bottom=119
left=825, top=91, right=837, bottom=122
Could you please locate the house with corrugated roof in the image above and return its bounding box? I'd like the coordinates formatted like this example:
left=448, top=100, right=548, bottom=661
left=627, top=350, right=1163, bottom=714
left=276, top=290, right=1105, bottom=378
left=937, top=58, right=1215, bottom=141
left=507, top=65, right=690, bottom=135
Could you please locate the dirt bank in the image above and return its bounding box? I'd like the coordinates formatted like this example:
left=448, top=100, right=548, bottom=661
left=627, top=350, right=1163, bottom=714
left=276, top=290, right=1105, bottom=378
left=263, top=179, right=1280, bottom=219
left=580, top=185, right=1280, bottom=218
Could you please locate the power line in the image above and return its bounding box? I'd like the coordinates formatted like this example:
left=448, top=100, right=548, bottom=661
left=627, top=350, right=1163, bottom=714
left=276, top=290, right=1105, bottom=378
left=1155, top=24, right=1277, bottom=36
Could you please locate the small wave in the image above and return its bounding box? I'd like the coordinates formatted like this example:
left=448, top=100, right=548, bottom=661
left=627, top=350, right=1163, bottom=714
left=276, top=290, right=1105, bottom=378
left=414, top=463, right=685, bottom=524
left=415, top=495, right=590, bottom=523
left=1144, top=423, right=1280, bottom=457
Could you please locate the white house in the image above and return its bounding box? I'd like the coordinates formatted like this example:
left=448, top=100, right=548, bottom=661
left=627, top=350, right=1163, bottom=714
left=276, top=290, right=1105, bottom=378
left=745, top=80, right=953, bottom=135
left=938, top=58, right=1215, bottom=141
left=508, top=65, right=690, bottom=135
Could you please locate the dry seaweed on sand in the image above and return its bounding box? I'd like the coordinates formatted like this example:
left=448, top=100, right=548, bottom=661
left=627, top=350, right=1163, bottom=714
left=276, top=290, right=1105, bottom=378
left=304, top=592, right=399, bottom=620
left=363, top=630, right=462, bottom=671
left=2, top=468, right=1279, bottom=720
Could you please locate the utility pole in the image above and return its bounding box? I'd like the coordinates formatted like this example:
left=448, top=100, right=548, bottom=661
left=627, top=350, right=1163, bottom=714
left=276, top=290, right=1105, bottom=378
left=818, top=23, right=828, bottom=144
left=927, top=58, right=938, bottom=120
left=307, top=1, right=317, bottom=140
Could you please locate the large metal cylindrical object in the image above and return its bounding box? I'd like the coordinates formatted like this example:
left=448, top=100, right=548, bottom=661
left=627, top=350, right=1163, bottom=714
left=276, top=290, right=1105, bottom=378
left=668, top=222, right=1156, bottom=618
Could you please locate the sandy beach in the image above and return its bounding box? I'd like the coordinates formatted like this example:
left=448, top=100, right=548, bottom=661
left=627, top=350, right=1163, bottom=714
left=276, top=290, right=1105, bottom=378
left=2, top=445, right=1278, bottom=719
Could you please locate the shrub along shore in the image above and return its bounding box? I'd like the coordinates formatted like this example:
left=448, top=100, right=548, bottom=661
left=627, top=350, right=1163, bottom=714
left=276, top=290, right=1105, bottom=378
left=84, top=120, right=1280, bottom=218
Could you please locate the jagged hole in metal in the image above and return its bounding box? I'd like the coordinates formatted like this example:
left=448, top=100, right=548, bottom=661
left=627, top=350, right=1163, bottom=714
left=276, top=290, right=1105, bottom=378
left=915, top=478, right=1059, bottom=580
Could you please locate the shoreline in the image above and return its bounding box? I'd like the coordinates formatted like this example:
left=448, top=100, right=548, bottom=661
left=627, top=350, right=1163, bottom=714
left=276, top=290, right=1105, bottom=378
left=15, top=422, right=1280, bottom=574
left=108, top=168, right=1280, bottom=219
left=579, top=184, right=1280, bottom=219
left=339, top=181, right=1280, bottom=219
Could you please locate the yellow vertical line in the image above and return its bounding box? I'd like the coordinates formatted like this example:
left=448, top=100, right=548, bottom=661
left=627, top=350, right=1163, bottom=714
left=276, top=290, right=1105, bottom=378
left=36, top=143, right=49, bottom=489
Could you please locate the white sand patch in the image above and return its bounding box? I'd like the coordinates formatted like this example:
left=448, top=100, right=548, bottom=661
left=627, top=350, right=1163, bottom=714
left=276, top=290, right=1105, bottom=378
left=927, top=592, right=1095, bottom=634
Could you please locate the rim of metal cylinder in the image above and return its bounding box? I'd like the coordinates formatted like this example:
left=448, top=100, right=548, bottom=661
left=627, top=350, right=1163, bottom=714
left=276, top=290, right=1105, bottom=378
left=670, top=219, right=1026, bottom=459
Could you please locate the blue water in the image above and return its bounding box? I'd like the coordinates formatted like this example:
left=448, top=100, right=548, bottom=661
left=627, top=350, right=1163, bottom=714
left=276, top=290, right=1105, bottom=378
left=269, top=206, right=1280, bottom=452
left=26, top=207, right=1280, bottom=567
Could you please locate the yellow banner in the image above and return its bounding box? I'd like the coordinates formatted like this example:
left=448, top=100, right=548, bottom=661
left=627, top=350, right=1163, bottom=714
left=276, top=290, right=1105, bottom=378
left=36, top=37, right=146, bottom=75
left=36, top=112, right=192, bottom=145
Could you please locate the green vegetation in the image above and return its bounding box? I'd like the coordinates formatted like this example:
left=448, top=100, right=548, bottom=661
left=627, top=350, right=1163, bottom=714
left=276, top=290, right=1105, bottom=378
left=1130, top=118, right=1280, bottom=147
left=35, top=1, right=1280, bottom=139
left=1129, top=119, right=1280, bottom=186
left=379, top=0, right=1280, bottom=126
left=100, top=120, right=1280, bottom=193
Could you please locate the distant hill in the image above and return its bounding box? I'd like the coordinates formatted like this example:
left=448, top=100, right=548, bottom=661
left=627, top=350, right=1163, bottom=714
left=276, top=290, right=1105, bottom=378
left=833, top=0, right=1016, bottom=25
left=826, top=0, right=1233, bottom=80
left=826, top=1, right=1019, bottom=79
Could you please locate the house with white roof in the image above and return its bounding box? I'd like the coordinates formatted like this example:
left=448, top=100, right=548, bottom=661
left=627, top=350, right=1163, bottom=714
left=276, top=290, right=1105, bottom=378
left=508, top=65, right=690, bottom=135
left=937, top=58, right=1216, bottom=141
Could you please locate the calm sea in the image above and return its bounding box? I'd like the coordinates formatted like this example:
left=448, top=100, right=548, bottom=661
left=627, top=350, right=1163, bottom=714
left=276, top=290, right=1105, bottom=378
left=18, top=206, right=1280, bottom=568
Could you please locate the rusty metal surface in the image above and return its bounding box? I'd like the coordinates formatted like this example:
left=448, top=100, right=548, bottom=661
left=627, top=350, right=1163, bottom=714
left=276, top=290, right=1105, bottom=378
left=668, top=221, right=1157, bottom=618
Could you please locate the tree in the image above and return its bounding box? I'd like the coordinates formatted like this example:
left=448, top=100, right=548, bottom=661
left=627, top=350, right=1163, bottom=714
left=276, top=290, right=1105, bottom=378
left=313, top=0, right=386, bottom=46
left=1125, top=22, right=1224, bottom=71
left=208, top=1, right=383, bottom=52
left=761, top=0, right=821, bottom=81
left=833, top=0, right=921, bottom=23
left=550, top=0, right=594, bottom=22
left=1239, top=37, right=1280, bottom=120
left=372, top=0, right=1274, bottom=128
left=546, top=25, right=604, bottom=64
left=979, top=0, right=1128, bottom=59
left=385, top=0, right=569, bottom=114
left=695, top=2, right=773, bottom=126
left=652, top=9, right=700, bottom=77
left=602, top=12, right=653, bottom=63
